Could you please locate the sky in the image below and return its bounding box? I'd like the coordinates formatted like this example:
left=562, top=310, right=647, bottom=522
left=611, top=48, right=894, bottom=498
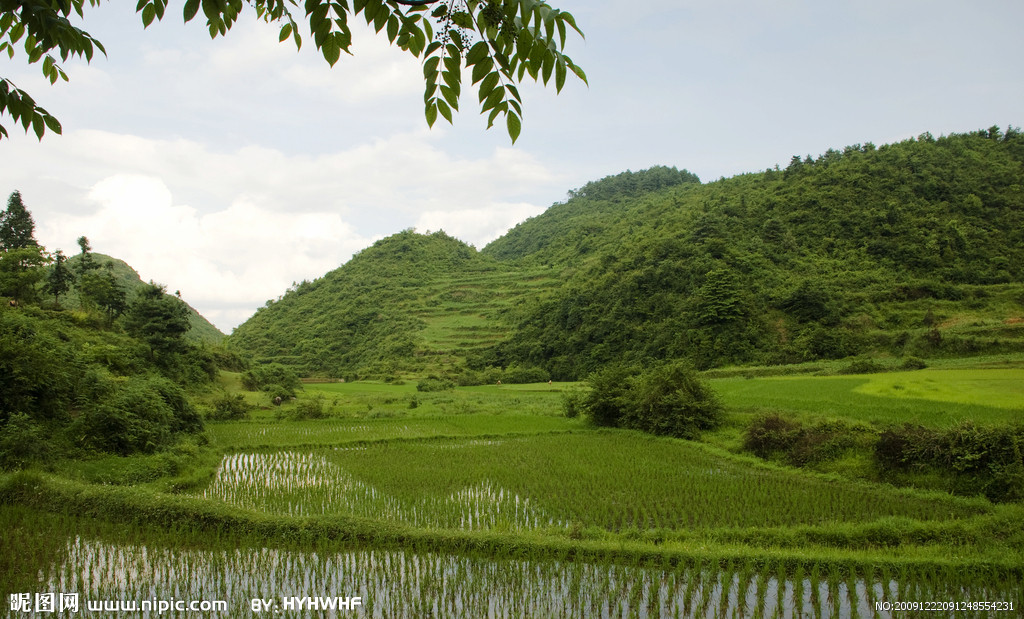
left=2, top=0, right=1023, bottom=332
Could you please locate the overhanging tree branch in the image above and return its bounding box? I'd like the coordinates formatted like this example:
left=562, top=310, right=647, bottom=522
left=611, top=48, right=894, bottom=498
left=0, top=0, right=586, bottom=143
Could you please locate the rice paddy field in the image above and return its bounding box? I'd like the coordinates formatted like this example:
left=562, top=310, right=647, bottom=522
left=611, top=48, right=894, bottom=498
left=2, top=366, right=1023, bottom=617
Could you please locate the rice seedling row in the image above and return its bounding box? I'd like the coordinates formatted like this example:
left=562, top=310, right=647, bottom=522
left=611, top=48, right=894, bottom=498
left=197, top=450, right=557, bottom=530
left=20, top=533, right=1019, bottom=618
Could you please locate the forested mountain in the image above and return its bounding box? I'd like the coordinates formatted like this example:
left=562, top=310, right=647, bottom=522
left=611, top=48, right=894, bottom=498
left=229, top=128, right=1024, bottom=379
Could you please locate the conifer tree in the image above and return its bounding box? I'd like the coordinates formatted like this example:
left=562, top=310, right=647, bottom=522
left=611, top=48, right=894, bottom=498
left=125, top=282, right=191, bottom=365
left=0, top=191, right=38, bottom=250
left=44, top=249, right=73, bottom=305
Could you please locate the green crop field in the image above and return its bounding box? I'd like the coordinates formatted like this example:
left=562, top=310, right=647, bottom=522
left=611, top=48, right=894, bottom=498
left=3, top=368, right=1023, bottom=617
left=712, top=367, right=1024, bottom=426
left=196, top=433, right=986, bottom=530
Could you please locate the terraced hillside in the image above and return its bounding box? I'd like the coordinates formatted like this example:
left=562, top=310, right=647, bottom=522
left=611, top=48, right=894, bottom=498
left=412, top=267, right=558, bottom=367
left=228, top=230, right=560, bottom=378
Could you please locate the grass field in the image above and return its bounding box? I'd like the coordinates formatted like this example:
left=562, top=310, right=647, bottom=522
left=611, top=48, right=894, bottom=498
left=711, top=368, right=1024, bottom=426
left=3, top=365, right=1023, bottom=616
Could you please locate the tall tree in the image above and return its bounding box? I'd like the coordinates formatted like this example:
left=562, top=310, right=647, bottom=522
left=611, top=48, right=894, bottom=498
left=44, top=248, right=73, bottom=305
left=0, top=0, right=585, bottom=142
left=74, top=236, right=99, bottom=310
left=0, top=191, right=46, bottom=304
left=125, top=282, right=191, bottom=365
left=80, top=262, right=127, bottom=324
left=0, top=191, right=38, bottom=250
left=0, top=246, right=49, bottom=304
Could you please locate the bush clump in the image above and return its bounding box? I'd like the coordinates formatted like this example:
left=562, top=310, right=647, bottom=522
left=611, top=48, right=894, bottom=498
left=582, top=360, right=722, bottom=439
left=71, top=373, right=201, bottom=455
left=744, top=414, right=872, bottom=466
left=241, top=363, right=301, bottom=396
left=502, top=365, right=550, bottom=384
left=278, top=396, right=328, bottom=421
left=416, top=376, right=456, bottom=392
left=876, top=422, right=1024, bottom=502
left=899, top=356, right=928, bottom=370
left=0, top=412, right=51, bottom=470
left=206, top=392, right=254, bottom=421
left=560, top=386, right=586, bottom=418
left=838, top=359, right=885, bottom=375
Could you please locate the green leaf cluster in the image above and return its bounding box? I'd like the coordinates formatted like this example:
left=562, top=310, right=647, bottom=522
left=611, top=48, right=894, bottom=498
left=1, top=0, right=585, bottom=142
left=0, top=0, right=104, bottom=138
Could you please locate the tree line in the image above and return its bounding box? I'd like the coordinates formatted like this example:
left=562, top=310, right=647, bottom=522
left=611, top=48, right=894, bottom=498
left=0, top=191, right=223, bottom=468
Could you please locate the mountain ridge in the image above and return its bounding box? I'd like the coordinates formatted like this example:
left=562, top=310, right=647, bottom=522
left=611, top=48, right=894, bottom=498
left=228, top=127, right=1024, bottom=379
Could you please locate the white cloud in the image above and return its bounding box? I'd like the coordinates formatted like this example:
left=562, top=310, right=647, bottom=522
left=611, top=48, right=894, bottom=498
left=15, top=128, right=563, bottom=332
left=416, top=203, right=546, bottom=248
left=38, top=172, right=372, bottom=332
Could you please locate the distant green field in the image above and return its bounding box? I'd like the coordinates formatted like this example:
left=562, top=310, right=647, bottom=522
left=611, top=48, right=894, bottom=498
left=711, top=368, right=1024, bottom=427
left=854, top=369, right=1024, bottom=409
left=206, top=414, right=580, bottom=449
left=297, top=380, right=565, bottom=417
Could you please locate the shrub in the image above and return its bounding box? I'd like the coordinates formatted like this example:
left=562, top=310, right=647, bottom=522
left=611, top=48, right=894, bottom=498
left=900, top=356, right=928, bottom=370
left=583, top=361, right=722, bottom=438
left=264, top=384, right=293, bottom=405
left=416, top=376, right=455, bottom=392
left=582, top=363, right=636, bottom=428
left=875, top=422, right=1024, bottom=502
left=626, top=361, right=723, bottom=438
left=279, top=396, right=328, bottom=421
left=838, top=359, right=885, bottom=375
left=241, top=363, right=301, bottom=395
left=745, top=414, right=873, bottom=466
left=743, top=413, right=802, bottom=459
left=207, top=392, right=253, bottom=421
left=456, top=370, right=484, bottom=386
left=502, top=365, right=550, bottom=384
left=0, top=412, right=51, bottom=470
left=561, top=387, right=586, bottom=418
left=72, top=375, right=200, bottom=455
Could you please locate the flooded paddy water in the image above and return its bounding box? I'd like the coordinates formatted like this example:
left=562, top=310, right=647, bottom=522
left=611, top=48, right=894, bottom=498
left=21, top=535, right=1018, bottom=618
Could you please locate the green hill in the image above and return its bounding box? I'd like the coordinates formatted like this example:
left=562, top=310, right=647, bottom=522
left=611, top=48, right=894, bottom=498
left=482, top=128, right=1024, bottom=376
left=228, top=230, right=559, bottom=378
left=56, top=253, right=224, bottom=344
left=228, top=127, right=1024, bottom=379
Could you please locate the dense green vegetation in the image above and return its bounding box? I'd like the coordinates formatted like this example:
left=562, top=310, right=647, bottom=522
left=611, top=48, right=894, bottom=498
left=229, top=128, right=1024, bottom=382
left=487, top=128, right=1024, bottom=376
left=3, top=128, right=1024, bottom=615
left=0, top=193, right=230, bottom=467
left=55, top=252, right=225, bottom=345
left=229, top=229, right=560, bottom=379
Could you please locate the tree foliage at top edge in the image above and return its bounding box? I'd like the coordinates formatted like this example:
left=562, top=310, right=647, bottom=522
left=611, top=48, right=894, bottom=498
left=0, top=0, right=585, bottom=142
